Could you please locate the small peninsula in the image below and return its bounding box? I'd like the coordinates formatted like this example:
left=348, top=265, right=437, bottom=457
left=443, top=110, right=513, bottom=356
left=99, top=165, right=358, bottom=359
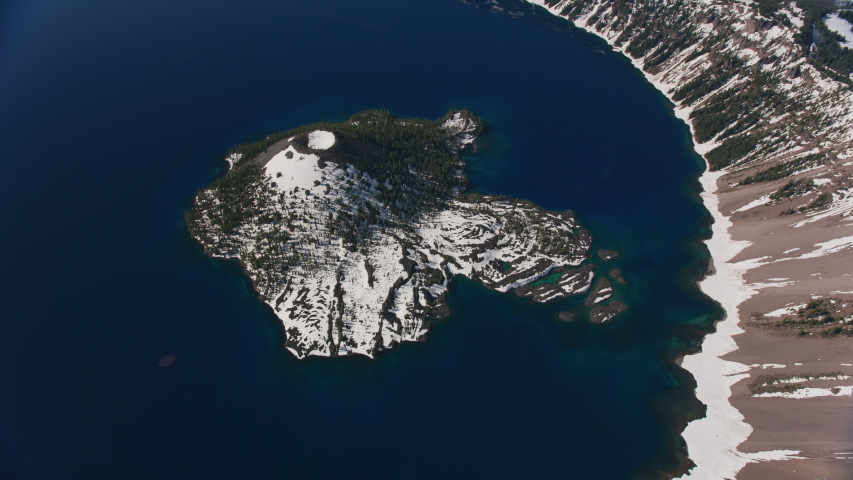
left=188, top=110, right=607, bottom=358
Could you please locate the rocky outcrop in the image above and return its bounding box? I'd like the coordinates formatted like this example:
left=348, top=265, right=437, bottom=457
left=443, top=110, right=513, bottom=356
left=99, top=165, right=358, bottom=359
left=590, top=300, right=627, bottom=323
left=583, top=277, right=613, bottom=307
left=514, top=264, right=594, bottom=302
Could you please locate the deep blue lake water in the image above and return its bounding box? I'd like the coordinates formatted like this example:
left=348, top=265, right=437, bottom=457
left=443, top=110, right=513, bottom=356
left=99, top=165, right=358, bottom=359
left=0, top=0, right=720, bottom=478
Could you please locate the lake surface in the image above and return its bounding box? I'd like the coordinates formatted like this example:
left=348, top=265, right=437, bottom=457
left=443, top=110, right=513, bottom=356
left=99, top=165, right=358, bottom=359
left=0, top=0, right=720, bottom=478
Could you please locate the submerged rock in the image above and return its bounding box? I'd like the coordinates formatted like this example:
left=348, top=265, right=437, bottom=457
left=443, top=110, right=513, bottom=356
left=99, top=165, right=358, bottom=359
left=609, top=268, right=626, bottom=284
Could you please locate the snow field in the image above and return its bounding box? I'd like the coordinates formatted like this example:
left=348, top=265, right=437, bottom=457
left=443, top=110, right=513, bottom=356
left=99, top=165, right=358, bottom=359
left=307, top=130, right=336, bottom=150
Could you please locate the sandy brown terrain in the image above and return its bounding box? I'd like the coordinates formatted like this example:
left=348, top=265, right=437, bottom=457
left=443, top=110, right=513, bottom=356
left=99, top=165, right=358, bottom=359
left=713, top=158, right=853, bottom=479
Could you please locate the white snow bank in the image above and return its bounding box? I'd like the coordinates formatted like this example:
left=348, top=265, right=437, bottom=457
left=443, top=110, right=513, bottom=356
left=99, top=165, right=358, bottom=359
left=825, top=14, right=853, bottom=49
left=754, top=385, right=853, bottom=398
left=264, top=146, right=324, bottom=191
left=792, top=191, right=853, bottom=227
left=798, top=235, right=853, bottom=259
left=783, top=7, right=805, bottom=28
left=766, top=303, right=806, bottom=317
left=307, top=130, right=336, bottom=150
left=749, top=363, right=786, bottom=369
left=676, top=170, right=806, bottom=480
left=732, top=195, right=769, bottom=213
left=772, top=375, right=851, bottom=384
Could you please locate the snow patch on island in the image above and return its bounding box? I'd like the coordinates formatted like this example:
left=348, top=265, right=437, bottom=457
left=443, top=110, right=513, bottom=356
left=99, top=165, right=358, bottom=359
left=825, top=14, right=853, bottom=49
left=265, top=147, right=324, bottom=191
left=441, top=112, right=479, bottom=146
left=307, top=130, right=336, bottom=150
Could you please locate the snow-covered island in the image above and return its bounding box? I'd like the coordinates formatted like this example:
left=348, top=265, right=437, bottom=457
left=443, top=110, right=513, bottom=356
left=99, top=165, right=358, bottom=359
left=188, top=110, right=598, bottom=358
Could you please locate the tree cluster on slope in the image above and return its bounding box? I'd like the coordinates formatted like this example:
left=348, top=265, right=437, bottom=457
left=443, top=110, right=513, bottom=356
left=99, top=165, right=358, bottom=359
left=224, top=109, right=481, bottom=209
left=186, top=110, right=484, bottom=301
